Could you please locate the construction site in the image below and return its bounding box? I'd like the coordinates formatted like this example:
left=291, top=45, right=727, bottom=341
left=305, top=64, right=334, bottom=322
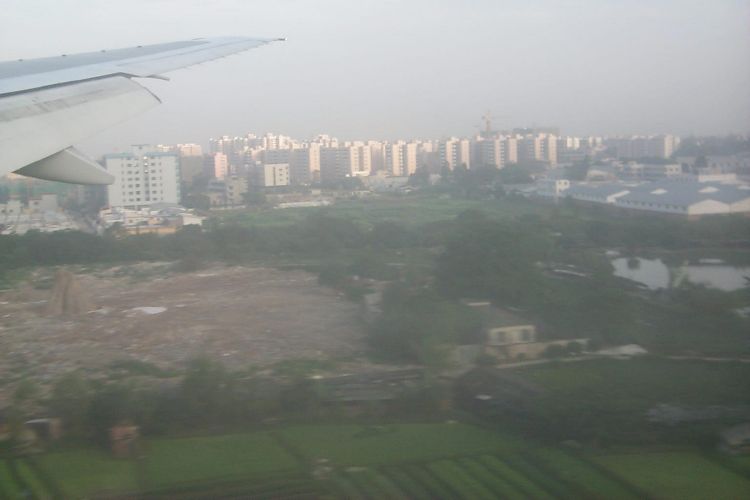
left=0, top=264, right=367, bottom=404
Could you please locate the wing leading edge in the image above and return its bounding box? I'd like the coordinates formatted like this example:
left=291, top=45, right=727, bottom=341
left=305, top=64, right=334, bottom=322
left=0, top=37, right=282, bottom=184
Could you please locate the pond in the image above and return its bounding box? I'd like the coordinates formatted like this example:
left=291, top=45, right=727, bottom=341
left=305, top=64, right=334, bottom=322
left=612, top=258, right=750, bottom=291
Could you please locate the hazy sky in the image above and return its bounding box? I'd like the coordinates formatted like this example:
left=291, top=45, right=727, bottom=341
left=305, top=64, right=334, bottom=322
left=2, top=0, right=749, bottom=154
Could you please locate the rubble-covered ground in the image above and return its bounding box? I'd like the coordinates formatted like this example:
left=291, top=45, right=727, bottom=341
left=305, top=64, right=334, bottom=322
left=0, top=263, right=367, bottom=402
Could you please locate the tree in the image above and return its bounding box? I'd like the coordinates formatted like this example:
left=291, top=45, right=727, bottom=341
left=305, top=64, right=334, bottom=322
left=47, top=372, right=92, bottom=437
left=369, top=284, right=481, bottom=369
left=435, top=211, right=551, bottom=306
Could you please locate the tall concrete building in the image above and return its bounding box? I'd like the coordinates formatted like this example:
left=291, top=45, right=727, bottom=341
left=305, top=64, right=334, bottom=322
left=476, top=138, right=507, bottom=169
left=178, top=155, right=205, bottom=188
left=320, top=146, right=371, bottom=184
left=177, top=143, right=203, bottom=157
left=290, top=145, right=320, bottom=185
left=224, top=176, right=248, bottom=205
left=518, top=134, right=557, bottom=167
left=605, top=135, right=680, bottom=159
left=253, top=164, right=291, bottom=187
left=438, top=138, right=471, bottom=170
left=384, top=141, right=418, bottom=176
left=104, top=145, right=180, bottom=209
left=213, top=153, right=229, bottom=180
left=262, top=145, right=321, bottom=186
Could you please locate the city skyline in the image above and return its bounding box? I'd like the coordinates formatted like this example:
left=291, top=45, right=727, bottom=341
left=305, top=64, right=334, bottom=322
left=2, top=0, right=747, bottom=157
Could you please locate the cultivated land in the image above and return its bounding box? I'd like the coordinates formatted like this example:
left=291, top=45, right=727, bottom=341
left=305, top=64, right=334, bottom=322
left=0, top=264, right=366, bottom=402
left=5, top=423, right=750, bottom=499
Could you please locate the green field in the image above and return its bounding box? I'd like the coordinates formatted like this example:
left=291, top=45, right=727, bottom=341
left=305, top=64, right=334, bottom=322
left=278, top=423, right=521, bottom=466
left=595, top=452, right=750, bottom=499
left=216, top=194, right=550, bottom=228
left=508, top=358, right=750, bottom=444
left=535, top=449, right=639, bottom=499
left=142, top=433, right=301, bottom=489
left=521, top=358, right=750, bottom=408
left=39, top=450, right=138, bottom=498
left=9, top=423, right=750, bottom=498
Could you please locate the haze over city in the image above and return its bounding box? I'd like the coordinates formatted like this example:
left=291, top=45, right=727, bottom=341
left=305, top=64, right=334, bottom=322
left=2, top=0, right=749, bottom=156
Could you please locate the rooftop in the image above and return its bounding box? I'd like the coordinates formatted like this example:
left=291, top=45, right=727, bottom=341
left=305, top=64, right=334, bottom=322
left=462, top=301, right=533, bottom=328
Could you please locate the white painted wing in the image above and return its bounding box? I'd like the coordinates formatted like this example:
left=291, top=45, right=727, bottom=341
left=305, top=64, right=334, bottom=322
left=0, top=37, right=282, bottom=96
left=0, top=37, right=281, bottom=184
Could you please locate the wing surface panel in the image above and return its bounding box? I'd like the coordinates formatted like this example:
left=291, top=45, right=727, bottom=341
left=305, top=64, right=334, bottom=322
left=0, top=76, right=159, bottom=178
left=0, top=36, right=281, bottom=184
left=0, top=37, right=278, bottom=96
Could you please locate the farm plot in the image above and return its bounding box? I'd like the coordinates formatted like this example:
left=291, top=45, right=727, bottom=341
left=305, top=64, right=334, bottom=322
left=279, top=423, right=520, bottom=466
left=327, top=452, right=627, bottom=500
left=594, top=452, right=750, bottom=500
left=141, top=433, right=300, bottom=490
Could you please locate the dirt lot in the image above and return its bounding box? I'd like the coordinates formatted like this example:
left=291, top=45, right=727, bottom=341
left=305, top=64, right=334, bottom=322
left=0, top=264, right=366, bottom=399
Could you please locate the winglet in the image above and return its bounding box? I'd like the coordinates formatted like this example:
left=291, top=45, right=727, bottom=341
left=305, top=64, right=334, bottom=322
left=15, top=147, right=115, bottom=185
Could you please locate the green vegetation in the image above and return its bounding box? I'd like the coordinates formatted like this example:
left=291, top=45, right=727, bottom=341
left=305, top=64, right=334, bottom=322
left=142, top=433, right=299, bottom=489
left=21, top=423, right=750, bottom=499
left=4, top=193, right=750, bottom=497
left=216, top=194, right=549, bottom=228
left=39, top=451, right=138, bottom=498
left=279, top=423, right=519, bottom=466
left=2, top=193, right=748, bottom=358
left=369, top=284, right=482, bottom=366
left=595, top=452, right=750, bottom=500
left=0, top=461, right=23, bottom=499
left=481, top=358, right=750, bottom=445
left=535, top=449, right=638, bottom=499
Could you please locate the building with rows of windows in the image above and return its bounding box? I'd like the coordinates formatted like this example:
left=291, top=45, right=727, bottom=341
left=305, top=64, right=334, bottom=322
left=103, top=145, right=180, bottom=209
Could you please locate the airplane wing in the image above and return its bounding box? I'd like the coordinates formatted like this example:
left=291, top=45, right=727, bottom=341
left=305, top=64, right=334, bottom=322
left=0, top=37, right=283, bottom=184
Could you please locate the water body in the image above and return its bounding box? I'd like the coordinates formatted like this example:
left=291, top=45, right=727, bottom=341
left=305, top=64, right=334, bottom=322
left=612, top=258, right=750, bottom=291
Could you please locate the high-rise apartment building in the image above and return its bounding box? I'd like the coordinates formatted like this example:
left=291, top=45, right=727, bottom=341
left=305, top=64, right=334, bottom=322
left=384, top=141, right=418, bottom=176
left=213, top=153, right=229, bottom=180
left=253, top=164, right=291, bottom=187
left=104, top=145, right=180, bottom=209
left=177, top=143, right=203, bottom=157
left=605, top=135, right=680, bottom=159
left=320, top=146, right=371, bottom=184
left=518, top=134, right=557, bottom=167
left=477, top=138, right=505, bottom=169
left=438, top=138, right=471, bottom=170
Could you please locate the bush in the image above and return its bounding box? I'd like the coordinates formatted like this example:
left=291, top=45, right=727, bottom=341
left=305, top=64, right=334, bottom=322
left=543, top=344, right=566, bottom=359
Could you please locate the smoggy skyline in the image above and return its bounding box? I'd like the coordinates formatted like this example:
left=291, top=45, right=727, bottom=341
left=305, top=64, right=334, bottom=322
left=2, top=0, right=749, bottom=155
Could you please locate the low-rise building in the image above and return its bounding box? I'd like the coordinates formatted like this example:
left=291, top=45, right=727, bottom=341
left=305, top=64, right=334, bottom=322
left=99, top=204, right=205, bottom=235
left=566, top=183, right=631, bottom=204
left=463, top=301, right=588, bottom=363
left=536, top=178, right=571, bottom=199
left=615, top=179, right=750, bottom=216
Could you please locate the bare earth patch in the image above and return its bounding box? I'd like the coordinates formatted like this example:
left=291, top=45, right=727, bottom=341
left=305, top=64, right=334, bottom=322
left=0, top=265, right=366, bottom=393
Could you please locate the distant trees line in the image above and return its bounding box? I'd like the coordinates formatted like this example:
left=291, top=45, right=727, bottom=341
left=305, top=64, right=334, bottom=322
left=1, top=207, right=748, bottom=361
left=1, top=208, right=748, bottom=273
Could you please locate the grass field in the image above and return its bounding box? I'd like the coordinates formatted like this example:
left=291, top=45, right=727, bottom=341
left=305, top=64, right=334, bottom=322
left=521, top=358, right=750, bottom=408
left=595, top=452, right=750, bottom=499
left=278, top=423, right=521, bottom=466
left=39, top=450, right=138, bottom=498
left=216, top=194, right=551, bottom=228
left=15, top=422, right=750, bottom=498
left=535, top=449, right=639, bottom=499
left=142, top=433, right=300, bottom=489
